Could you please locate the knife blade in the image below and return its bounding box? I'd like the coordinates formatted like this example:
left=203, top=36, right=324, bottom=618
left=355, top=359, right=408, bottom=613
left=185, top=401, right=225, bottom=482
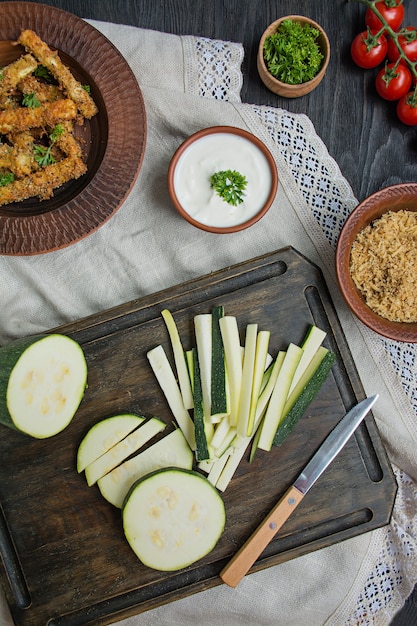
left=219, top=394, right=378, bottom=588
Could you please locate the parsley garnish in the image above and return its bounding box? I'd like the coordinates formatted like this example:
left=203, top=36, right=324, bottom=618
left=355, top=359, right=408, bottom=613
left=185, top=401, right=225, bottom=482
left=263, top=19, right=323, bottom=84
left=0, top=172, right=14, bottom=187
left=34, top=124, right=65, bottom=167
left=22, top=92, right=41, bottom=108
left=33, top=65, right=54, bottom=82
left=210, top=170, right=247, bottom=206
left=82, top=84, right=91, bottom=94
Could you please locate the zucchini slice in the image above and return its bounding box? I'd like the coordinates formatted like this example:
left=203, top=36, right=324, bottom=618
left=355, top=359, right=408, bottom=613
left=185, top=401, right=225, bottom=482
left=122, top=467, right=225, bottom=571
left=85, top=417, right=166, bottom=486
left=77, top=414, right=145, bottom=473
left=0, top=333, right=87, bottom=439
left=98, top=428, right=193, bottom=508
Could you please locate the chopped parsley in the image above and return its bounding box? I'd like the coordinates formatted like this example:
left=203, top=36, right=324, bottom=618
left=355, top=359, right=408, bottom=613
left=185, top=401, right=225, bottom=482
left=22, top=92, right=41, bottom=108
left=33, top=65, right=54, bottom=82
left=34, top=124, right=65, bottom=167
left=263, top=19, right=323, bottom=84
left=0, top=172, right=14, bottom=187
left=210, top=170, right=247, bottom=206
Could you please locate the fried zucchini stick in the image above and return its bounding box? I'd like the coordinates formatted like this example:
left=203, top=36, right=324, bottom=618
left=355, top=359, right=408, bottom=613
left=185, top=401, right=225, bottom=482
left=18, top=75, right=62, bottom=103
left=0, top=54, right=38, bottom=98
left=18, top=30, right=98, bottom=118
left=2, top=132, right=37, bottom=177
left=0, top=98, right=77, bottom=133
left=0, top=156, right=87, bottom=205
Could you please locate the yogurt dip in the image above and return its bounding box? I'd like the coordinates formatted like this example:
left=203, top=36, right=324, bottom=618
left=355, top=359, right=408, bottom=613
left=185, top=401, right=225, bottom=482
left=173, top=132, right=274, bottom=229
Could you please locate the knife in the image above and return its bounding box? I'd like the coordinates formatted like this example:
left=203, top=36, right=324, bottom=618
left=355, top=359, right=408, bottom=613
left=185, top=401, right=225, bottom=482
left=219, top=394, right=378, bottom=588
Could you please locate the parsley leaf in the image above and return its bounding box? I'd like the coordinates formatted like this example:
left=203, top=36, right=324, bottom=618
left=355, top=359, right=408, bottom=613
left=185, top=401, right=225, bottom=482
left=22, top=92, right=41, bottom=108
left=34, top=124, right=65, bottom=167
left=263, top=19, right=323, bottom=85
left=210, top=170, right=247, bottom=206
left=0, top=172, right=14, bottom=187
left=33, top=65, right=54, bottom=82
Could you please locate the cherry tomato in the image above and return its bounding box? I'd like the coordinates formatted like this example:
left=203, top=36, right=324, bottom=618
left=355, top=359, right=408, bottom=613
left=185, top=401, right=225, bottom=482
left=375, top=62, right=412, bottom=100
left=365, top=1, right=404, bottom=32
left=351, top=30, right=388, bottom=69
left=387, top=26, right=417, bottom=64
left=397, top=91, right=417, bottom=125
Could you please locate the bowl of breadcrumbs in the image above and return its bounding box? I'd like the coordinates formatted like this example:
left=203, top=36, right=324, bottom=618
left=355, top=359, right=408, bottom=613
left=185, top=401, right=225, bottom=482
left=336, top=183, right=417, bottom=342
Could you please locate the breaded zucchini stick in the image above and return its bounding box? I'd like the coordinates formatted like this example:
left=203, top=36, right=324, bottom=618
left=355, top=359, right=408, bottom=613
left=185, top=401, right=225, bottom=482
left=3, top=132, right=37, bottom=177
left=0, top=156, right=87, bottom=205
left=18, top=75, right=62, bottom=103
left=0, top=98, right=77, bottom=133
left=18, top=30, right=98, bottom=118
left=53, top=121, right=84, bottom=158
left=0, top=54, right=38, bottom=98
left=0, top=143, right=13, bottom=169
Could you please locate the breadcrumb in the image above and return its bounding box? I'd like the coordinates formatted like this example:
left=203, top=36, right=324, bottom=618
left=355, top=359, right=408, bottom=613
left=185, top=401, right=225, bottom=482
left=350, top=210, right=417, bottom=322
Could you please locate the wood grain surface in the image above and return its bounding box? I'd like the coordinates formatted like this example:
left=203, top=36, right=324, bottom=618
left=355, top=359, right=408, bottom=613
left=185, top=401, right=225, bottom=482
left=0, top=248, right=397, bottom=626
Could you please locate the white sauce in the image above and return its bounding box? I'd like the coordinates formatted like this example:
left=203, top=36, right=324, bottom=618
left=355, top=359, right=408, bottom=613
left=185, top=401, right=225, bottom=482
left=173, top=133, right=273, bottom=228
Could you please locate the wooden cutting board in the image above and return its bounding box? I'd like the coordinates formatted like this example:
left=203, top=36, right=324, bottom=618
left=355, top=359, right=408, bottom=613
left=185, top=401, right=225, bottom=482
left=0, top=247, right=397, bottom=626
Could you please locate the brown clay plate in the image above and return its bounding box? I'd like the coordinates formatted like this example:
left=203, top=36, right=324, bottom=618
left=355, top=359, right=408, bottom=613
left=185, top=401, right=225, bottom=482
left=0, top=1, right=147, bottom=256
left=335, top=183, right=417, bottom=343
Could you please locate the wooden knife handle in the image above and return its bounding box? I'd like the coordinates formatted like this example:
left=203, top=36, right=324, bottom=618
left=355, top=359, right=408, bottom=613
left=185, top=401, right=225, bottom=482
left=220, top=485, right=304, bottom=588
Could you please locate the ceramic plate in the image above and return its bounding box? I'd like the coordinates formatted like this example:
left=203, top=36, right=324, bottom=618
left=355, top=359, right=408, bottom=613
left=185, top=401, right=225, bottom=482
left=0, top=2, right=147, bottom=255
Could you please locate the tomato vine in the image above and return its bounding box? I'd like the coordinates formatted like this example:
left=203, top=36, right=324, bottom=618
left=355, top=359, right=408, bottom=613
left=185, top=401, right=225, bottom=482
left=351, top=0, right=417, bottom=125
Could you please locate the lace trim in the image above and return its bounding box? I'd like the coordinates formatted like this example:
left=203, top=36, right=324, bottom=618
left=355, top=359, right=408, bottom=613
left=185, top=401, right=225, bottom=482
left=184, top=36, right=243, bottom=102
left=331, top=466, right=417, bottom=626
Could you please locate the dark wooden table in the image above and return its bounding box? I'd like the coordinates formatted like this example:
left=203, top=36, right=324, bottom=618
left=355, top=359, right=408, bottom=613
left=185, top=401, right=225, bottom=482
left=5, top=1, right=417, bottom=623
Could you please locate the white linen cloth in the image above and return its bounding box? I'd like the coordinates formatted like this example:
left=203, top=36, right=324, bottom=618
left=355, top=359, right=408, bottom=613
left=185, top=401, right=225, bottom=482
left=1, top=20, right=416, bottom=626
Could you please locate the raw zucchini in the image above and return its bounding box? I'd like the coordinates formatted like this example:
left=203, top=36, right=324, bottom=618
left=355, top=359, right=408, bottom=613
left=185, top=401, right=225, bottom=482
left=122, top=467, right=225, bottom=571
left=147, top=345, right=196, bottom=450
left=257, top=343, right=303, bottom=451
left=210, top=305, right=229, bottom=420
left=289, top=325, right=326, bottom=394
left=98, top=428, right=193, bottom=508
left=219, top=315, right=242, bottom=426
left=236, top=324, right=258, bottom=437
left=77, top=414, right=145, bottom=473
left=194, top=314, right=213, bottom=420
left=192, top=347, right=211, bottom=462
left=85, top=417, right=166, bottom=486
left=161, top=309, right=194, bottom=410
left=0, top=333, right=87, bottom=439
left=246, top=330, right=270, bottom=436
left=273, top=350, right=336, bottom=446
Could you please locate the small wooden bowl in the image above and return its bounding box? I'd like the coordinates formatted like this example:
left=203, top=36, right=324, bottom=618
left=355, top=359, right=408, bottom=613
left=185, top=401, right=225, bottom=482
left=167, top=126, right=278, bottom=234
left=335, top=183, right=417, bottom=342
left=257, top=15, right=330, bottom=98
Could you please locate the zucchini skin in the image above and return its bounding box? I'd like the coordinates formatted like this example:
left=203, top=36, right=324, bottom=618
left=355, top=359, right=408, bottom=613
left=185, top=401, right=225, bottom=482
left=272, top=351, right=336, bottom=446
left=0, top=333, right=47, bottom=432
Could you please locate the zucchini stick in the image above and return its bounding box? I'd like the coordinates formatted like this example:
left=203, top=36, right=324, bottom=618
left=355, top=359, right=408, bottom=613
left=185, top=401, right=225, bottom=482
left=147, top=345, right=196, bottom=450
left=161, top=309, right=194, bottom=410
